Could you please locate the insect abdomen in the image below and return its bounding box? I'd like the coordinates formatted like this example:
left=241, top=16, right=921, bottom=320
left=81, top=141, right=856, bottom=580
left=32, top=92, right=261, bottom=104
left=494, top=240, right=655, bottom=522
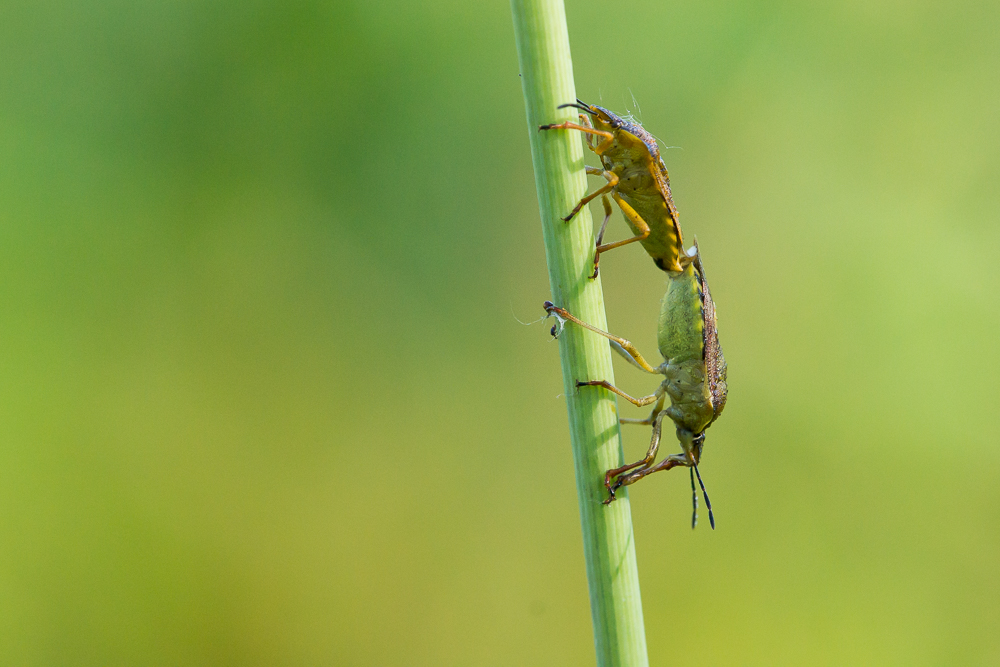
left=656, top=263, right=703, bottom=364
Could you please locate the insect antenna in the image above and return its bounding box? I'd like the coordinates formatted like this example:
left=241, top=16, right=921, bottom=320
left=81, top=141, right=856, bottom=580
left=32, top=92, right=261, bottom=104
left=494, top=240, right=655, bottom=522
left=693, top=464, right=715, bottom=530
left=689, top=467, right=698, bottom=529
left=557, top=101, right=595, bottom=115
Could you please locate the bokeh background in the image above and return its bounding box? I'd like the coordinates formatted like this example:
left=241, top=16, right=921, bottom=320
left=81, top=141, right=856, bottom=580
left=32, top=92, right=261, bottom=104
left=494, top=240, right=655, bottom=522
left=1, top=0, right=998, bottom=663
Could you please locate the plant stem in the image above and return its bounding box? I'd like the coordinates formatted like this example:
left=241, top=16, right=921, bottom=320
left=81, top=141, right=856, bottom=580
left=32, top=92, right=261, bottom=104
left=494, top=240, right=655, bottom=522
left=510, top=1, right=649, bottom=665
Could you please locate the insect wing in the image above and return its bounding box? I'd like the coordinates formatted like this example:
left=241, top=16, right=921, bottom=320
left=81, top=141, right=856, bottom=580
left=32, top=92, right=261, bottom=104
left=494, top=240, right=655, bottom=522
left=693, top=241, right=728, bottom=420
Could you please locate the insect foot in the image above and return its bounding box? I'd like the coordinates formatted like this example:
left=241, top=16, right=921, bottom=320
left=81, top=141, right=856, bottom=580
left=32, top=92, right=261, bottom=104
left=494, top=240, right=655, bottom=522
left=542, top=301, right=567, bottom=338
left=602, top=485, right=619, bottom=505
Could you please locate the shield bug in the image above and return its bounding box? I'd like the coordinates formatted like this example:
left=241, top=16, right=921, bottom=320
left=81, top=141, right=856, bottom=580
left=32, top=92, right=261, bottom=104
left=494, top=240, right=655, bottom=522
left=539, top=100, right=684, bottom=278
left=544, top=241, right=727, bottom=528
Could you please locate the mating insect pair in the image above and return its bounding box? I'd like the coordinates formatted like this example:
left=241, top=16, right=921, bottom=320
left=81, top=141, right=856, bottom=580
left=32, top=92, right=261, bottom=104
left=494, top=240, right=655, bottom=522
left=541, top=101, right=727, bottom=529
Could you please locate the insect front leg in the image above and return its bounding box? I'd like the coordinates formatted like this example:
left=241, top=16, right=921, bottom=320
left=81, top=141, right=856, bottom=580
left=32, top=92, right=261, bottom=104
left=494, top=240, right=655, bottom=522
left=604, top=410, right=670, bottom=504
left=538, top=120, right=613, bottom=147
left=575, top=113, right=615, bottom=154
left=606, top=450, right=689, bottom=504
left=580, top=113, right=597, bottom=151
left=576, top=113, right=616, bottom=155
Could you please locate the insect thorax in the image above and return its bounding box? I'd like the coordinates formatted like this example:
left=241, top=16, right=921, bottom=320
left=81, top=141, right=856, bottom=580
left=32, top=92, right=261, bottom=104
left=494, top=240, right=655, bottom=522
left=661, top=360, right=716, bottom=436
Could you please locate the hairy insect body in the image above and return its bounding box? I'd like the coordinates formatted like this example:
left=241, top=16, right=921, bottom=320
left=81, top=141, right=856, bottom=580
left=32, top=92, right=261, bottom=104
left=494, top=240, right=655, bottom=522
left=590, top=109, right=684, bottom=273
left=538, top=101, right=684, bottom=276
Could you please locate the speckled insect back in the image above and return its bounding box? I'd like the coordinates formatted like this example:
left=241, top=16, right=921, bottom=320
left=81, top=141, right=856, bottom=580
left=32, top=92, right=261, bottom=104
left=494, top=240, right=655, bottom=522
left=539, top=100, right=684, bottom=277
left=544, top=241, right=727, bottom=528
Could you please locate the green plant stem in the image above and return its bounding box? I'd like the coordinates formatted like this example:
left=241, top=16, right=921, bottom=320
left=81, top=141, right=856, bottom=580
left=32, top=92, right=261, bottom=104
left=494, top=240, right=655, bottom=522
left=510, top=1, right=649, bottom=665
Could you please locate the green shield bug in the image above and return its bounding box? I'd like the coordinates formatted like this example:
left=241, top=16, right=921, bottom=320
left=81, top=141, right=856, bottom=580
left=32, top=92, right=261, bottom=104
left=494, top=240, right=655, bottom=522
left=545, top=240, right=727, bottom=528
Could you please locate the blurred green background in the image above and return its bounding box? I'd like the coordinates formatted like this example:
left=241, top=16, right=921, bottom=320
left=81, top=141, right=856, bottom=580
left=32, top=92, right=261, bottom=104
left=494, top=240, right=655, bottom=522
left=1, top=0, right=998, bottom=663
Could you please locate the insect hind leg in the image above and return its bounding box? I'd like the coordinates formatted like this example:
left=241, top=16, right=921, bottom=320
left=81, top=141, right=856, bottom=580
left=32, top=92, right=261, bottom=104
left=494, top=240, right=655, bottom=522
left=542, top=302, right=660, bottom=374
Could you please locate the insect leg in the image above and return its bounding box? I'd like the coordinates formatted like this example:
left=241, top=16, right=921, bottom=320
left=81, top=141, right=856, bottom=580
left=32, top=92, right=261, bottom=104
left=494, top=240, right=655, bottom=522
left=538, top=121, right=613, bottom=144
left=590, top=195, right=614, bottom=279
left=592, top=194, right=652, bottom=260
left=574, top=114, right=615, bottom=154
left=578, top=113, right=598, bottom=151
left=543, top=301, right=660, bottom=373
left=605, top=452, right=688, bottom=504
left=561, top=170, right=619, bottom=223
left=553, top=100, right=617, bottom=153
left=575, top=380, right=660, bottom=408
left=603, top=412, right=668, bottom=503
left=608, top=340, right=656, bottom=373
left=619, top=392, right=667, bottom=426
